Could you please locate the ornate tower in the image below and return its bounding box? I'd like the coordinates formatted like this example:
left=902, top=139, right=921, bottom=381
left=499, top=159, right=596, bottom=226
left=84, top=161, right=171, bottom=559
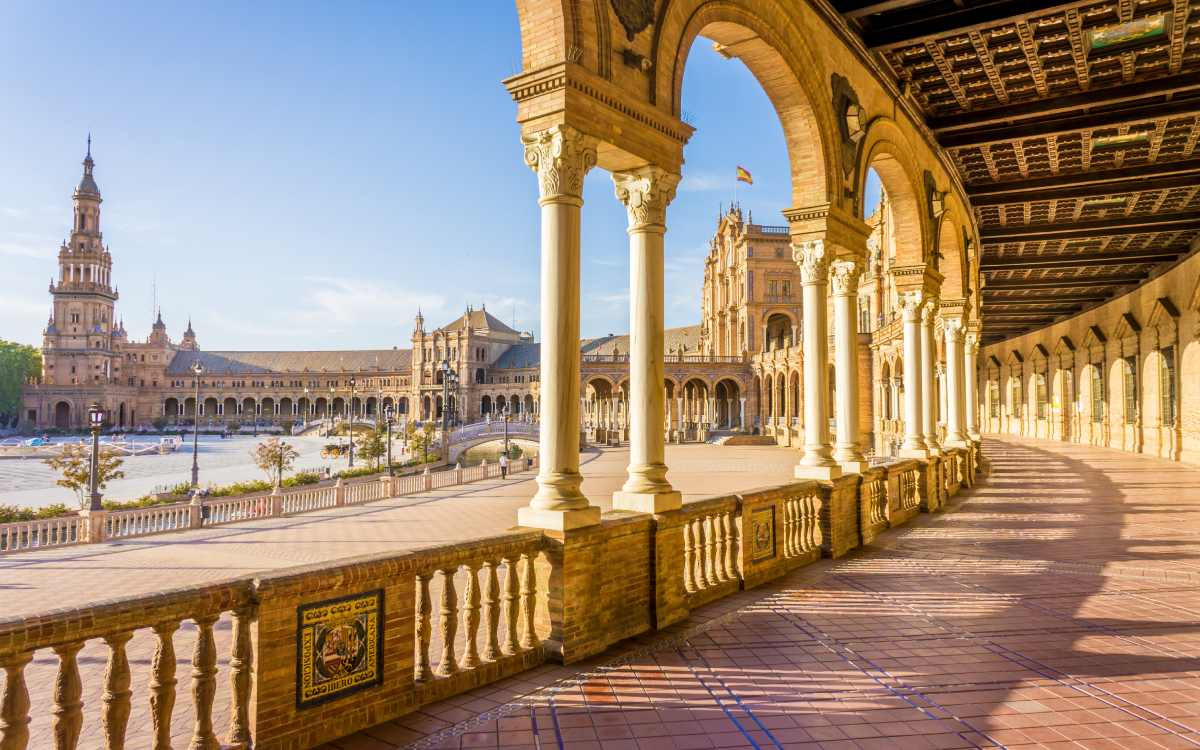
left=180, top=318, right=198, bottom=351
left=42, top=139, right=121, bottom=386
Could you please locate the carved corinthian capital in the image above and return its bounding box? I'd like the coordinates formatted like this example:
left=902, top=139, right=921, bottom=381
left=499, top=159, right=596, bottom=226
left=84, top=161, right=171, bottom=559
left=829, top=259, right=861, bottom=296
left=523, top=125, right=597, bottom=202
left=792, top=240, right=829, bottom=284
left=613, top=166, right=679, bottom=230
left=898, top=290, right=925, bottom=321
left=921, top=297, right=940, bottom=324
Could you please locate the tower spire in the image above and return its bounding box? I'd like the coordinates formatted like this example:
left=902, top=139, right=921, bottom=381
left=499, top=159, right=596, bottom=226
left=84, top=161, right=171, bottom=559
left=86, top=132, right=92, bottom=160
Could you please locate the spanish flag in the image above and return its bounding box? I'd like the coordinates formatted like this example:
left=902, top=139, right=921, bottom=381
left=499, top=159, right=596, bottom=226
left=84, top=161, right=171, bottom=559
left=736, top=165, right=753, bottom=185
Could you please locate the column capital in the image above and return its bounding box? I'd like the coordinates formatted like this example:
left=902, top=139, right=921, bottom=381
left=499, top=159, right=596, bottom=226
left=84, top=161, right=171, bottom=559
left=921, top=298, right=940, bottom=324
left=829, top=258, right=862, bottom=296
left=792, top=239, right=830, bottom=284
left=523, top=124, right=597, bottom=203
left=965, top=332, right=979, bottom=352
left=612, top=166, right=680, bottom=230
left=897, top=290, right=925, bottom=321
left=943, top=317, right=965, bottom=342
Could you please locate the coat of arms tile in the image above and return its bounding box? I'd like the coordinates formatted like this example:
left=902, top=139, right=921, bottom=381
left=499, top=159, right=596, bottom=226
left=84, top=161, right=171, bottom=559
left=297, top=589, right=384, bottom=708
left=750, top=506, right=776, bottom=562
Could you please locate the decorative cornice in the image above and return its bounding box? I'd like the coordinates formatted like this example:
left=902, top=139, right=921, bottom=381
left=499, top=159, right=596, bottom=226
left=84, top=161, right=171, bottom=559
left=523, top=125, right=597, bottom=202
left=612, top=166, right=679, bottom=230
left=793, top=240, right=830, bottom=284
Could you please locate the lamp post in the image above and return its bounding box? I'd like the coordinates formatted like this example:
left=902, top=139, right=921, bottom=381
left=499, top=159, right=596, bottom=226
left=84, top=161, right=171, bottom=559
left=440, top=359, right=451, bottom=437
left=87, top=403, right=104, bottom=511
left=502, top=402, right=510, bottom=459
left=190, top=360, right=204, bottom=489
left=303, top=387, right=310, bottom=428
left=385, top=405, right=395, bottom=476
left=348, top=376, right=356, bottom=468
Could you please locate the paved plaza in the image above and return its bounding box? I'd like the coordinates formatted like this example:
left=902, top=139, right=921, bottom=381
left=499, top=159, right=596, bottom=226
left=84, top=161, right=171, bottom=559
left=325, top=438, right=1200, bottom=750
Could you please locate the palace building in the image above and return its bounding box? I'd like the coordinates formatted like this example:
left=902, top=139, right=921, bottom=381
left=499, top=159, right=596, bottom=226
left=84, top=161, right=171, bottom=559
left=22, top=149, right=892, bottom=444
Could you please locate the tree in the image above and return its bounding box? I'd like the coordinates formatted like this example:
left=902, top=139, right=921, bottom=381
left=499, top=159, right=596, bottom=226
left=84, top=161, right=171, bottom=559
left=356, top=429, right=386, bottom=469
left=251, top=438, right=299, bottom=486
left=44, top=444, right=126, bottom=509
left=0, top=340, right=41, bottom=427
left=407, top=421, right=436, bottom=464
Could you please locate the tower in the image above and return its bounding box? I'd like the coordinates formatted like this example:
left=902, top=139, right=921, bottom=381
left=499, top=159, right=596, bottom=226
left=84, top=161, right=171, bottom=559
left=42, top=139, right=121, bottom=386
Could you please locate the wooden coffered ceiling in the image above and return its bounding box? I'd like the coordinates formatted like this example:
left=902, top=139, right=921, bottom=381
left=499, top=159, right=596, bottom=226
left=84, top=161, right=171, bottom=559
left=834, top=0, right=1200, bottom=344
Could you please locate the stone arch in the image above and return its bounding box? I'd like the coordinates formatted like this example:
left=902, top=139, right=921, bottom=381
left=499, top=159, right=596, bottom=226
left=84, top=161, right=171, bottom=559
left=54, top=400, right=72, bottom=429
left=788, top=370, right=800, bottom=419
left=933, top=204, right=970, bottom=309
left=224, top=397, right=238, bottom=418
left=763, top=310, right=797, bottom=351
left=117, top=402, right=127, bottom=428
left=658, top=4, right=834, bottom=207
left=481, top=394, right=493, bottom=415
left=203, top=397, right=219, bottom=418
left=858, top=121, right=929, bottom=269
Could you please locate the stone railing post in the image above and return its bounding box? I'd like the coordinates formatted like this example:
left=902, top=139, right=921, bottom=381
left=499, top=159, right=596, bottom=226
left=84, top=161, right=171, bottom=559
left=270, top=486, right=284, bottom=517
left=334, top=477, right=345, bottom=507
left=189, top=491, right=204, bottom=529
left=379, top=475, right=392, bottom=498
left=423, top=467, right=432, bottom=491
left=82, top=508, right=109, bottom=543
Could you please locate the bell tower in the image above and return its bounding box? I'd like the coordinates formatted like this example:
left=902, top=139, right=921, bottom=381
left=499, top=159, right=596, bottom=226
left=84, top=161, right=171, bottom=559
left=43, top=138, right=120, bottom=386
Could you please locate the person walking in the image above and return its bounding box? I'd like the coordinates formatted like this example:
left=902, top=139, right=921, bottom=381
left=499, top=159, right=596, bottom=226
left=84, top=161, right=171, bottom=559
left=499, top=452, right=509, bottom=479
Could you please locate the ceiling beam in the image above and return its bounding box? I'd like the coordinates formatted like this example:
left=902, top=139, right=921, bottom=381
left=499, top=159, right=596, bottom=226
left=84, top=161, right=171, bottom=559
left=931, top=74, right=1200, bottom=133
left=837, top=0, right=929, bottom=19
left=939, top=98, right=1200, bottom=149
left=980, top=249, right=1184, bottom=270
left=981, top=292, right=1108, bottom=303
left=967, top=160, right=1200, bottom=206
left=980, top=213, right=1200, bottom=243
left=862, top=0, right=1086, bottom=49
left=984, top=275, right=1144, bottom=290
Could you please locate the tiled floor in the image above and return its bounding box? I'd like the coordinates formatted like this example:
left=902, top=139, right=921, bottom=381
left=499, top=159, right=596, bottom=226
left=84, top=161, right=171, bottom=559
left=326, top=438, right=1200, bottom=750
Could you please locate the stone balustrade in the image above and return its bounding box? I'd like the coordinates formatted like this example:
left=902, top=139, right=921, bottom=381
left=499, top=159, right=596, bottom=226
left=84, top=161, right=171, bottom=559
left=0, top=444, right=981, bottom=749
left=0, top=457, right=536, bottom=556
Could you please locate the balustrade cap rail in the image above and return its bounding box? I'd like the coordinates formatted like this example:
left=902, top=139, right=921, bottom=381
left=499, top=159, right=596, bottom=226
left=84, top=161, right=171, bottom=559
left=0, top=578, right=255, bottom=657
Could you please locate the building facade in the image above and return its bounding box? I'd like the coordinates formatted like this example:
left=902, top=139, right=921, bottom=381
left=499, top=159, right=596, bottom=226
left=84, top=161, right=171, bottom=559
left=22, top=152, right=888, bottom=446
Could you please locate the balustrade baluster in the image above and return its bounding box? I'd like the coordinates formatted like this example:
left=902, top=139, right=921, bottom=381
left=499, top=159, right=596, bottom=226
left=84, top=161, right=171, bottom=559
left=190, top=614, right=220, bottom=750
left=519, top=553, right=537, bottom=649
left=435, top=567, right=459, bottom=677
left=481, top=560, right=501, bottom=661
left=808, top=495, right=822, bottom=550
left=414, top=573, right=433, bottom=681
left=0, top=652, right=31, bottom=750
left=712, top=516, right=727, bottom=583
left=227, top=607, right=254, bottom=747
left=691, top=518, right=706, bottom=590
left=702, top=515, right=717, bottom=587
left=682, top=519, right=697, bottom=593
left=722, top=512, right=735, bottom=580
left=501, top=558, right=520, bottom=654
left=149, top=622, right=178, bottom=750
left=460, top=563, right=482, bottom=670
left=51, top=642, right=84, bottom=750
left=102, top=631, right=133, bottom=749
left=782, top=500, right=795, bottom=557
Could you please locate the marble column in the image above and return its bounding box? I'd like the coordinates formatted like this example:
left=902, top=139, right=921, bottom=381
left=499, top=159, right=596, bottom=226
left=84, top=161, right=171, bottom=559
left=920, top=300, right=941, bottom=455
left=739, top=397, right=746, bottom=430
left=831, top=259, right=867, bottom=473
left=793, top=240, right=841, bottom=480
left=898, top=292, right=928, bottom=457
left=613, top=166, right=682, bottom=513
left=965, top=333, right=981, bottom=440
left=943, top=318, right=968, bottom=446
left=518, top=125, right=601, bottom=531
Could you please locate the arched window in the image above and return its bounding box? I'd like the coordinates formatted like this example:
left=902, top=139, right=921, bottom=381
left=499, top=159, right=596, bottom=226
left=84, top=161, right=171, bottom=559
left=1122, top=356, right=1138, bottom=423
left=1090, top=366, right=1104, bottom=423
left=1160, top=346, right=1177, bottom=428
left=1035, top=373, right=1048, bottom=420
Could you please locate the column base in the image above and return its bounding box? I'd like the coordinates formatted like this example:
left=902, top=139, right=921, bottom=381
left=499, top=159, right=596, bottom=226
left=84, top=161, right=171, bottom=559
left=899, top=448, right=929, bottom=460
left=794, top=464, right=843, bottom=481
left=837, top=460, right=869, bottom=474
left=612, top=489, right=682, bottom=514
left=517, top=505, right=602, bottom=531
left=943, top=438, right=970, bottom=449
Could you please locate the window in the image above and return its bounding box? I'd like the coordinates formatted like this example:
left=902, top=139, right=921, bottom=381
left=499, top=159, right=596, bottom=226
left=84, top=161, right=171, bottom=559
left=1122, top=356, right=1138, bottom=423
left=1010, top=377, right=1022, bottom=418
left=988, top=381, right=1000, bottom=418
left=767, top=280, right=779, bottom=297
left=1160, top=346, right=1177, bottom=428
left=1091, top=367, right=1104, bottom=423
left=1035, top=374, right=1047, bottom=420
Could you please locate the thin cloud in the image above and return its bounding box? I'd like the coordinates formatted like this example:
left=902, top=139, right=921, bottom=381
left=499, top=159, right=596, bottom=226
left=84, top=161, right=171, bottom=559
left=679, top=172, right=727, bottom=192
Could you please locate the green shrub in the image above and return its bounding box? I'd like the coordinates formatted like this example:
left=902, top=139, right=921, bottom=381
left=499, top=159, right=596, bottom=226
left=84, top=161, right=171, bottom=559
left=0, top=503, right=78, bottom=523
left=281, top=471, right=321, bottom=488
left=335, top=465, right=382, bottom=480
left=206, top=479, right=273, bottom=497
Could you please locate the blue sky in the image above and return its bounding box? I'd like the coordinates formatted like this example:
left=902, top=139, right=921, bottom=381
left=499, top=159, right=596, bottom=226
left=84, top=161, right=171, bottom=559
left=0, top=2, right=880, bottom=350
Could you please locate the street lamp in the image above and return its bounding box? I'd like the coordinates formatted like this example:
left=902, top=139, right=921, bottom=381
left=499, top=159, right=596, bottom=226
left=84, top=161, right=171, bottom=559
left=328, top=386, right=335, bottom=437
left=502, top=402, right=510, bottom=459
left=87, top=403, right=104, bottom=511
left=348, top=377, right=356, bottom=468
left=190, top=360, right=204, bottom=489
left=385, top=405, right=395, bottom=476
left=303, top=386, right=310, bottom=427
left=440, top=359, right=452, bottom=437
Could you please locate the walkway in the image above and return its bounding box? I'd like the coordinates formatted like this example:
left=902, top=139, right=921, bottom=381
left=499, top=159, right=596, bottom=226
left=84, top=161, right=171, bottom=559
left=4, top=443, right=806, bottom=750
left=328, top=437, right=1200, bottom=750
